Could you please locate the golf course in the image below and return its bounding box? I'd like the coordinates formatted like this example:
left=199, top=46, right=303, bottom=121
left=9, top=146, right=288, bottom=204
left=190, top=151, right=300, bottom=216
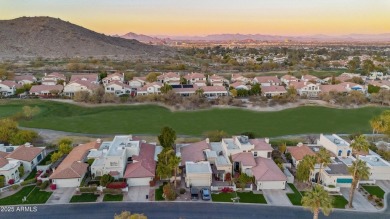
left=0, top=100, right=387, bottom=137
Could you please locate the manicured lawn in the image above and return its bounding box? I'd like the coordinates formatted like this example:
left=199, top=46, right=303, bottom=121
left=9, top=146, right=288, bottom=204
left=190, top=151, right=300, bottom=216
left=332, top=195, right=348, bottom=209
left=211, top=192, right=267, bottom=204
left=155, top=184, right=164, bottom=201
left=69, top=193, right=99, bottom=203
left=0, top=186, right=52, bottom=205
left=103, top=194, right=123, bottom=202
left=24, top=168, right=37, bottom=180
left=0, top=100, right=385, bottom=137
left=287, top=183, right=303, bottom=206
left=362, top=185, right=385, bottom=199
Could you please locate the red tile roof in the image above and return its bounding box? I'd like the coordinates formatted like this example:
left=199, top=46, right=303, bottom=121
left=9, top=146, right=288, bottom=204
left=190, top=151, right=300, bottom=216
left=0, top=80, right=22, bottom=88
left=6, top=145, right=43, bottom=162
left=0, top=157, right=9, bottom=168
left=232, top=152, right=256, bottom=167
left=30, top=85, right=63, bottom=93
left=249, top=139, right=273, bottom=151
left=262, top=85, right=287, bottom=93
left=254, top=76, right=281, bottom=84
left=286, top=145, right=315, bottom=161
left=252, top=157, right=286, bottom=181
left=320, top=84, right=347, bottom=93
left=0, top=151, right=9, bottom=158
left=184, top=72, right=205, bottom=80
left=180, top=140, right=210, bottom=165
left=70, top=74, right=99, bottom=82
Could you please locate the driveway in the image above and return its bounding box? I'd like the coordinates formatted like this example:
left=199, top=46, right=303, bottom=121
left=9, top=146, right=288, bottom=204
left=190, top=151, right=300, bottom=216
left=340, top=187, right=376, bottom=211
left=376, top=180, right=390, bottom=192
left=46, top=187, right=76, bottom=204
left=262, top=189, right=292, bottom=206
left=124, top=186, right=150, bottom=202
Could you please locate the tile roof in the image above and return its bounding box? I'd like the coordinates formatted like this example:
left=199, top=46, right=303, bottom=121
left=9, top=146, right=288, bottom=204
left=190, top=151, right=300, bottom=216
left=46, top=72, right=66, bottom=80
left=106, top=81, right=131, bottom=89
left=6, top=145, right=43, bottom=162
left=320, top=84, right=347, bottom=93
left=69, top=74, right=99, bottom=82
left=184, top=72, right=205, bottom=80
left=302, top=74, right=319, bottom=81
left=30, top=85, right=63, bottom=93
left=232, top=152, right=256, bottom=167
left=289, top=81, right=315, bottom=90
left=0, top=157, right=9, bottom=168
left=201, top=86, right=227, bottom=92
left=67, top=80, right=100, bottom=90
left=0, top=80, right=22, bottom=88
left=180, top=140, right=210, bottom=165
left=249, top=139, right=273, bottom=151
left=262, top=85, right=287, bottom=93
left=281, top=75, right=298, bottom=81
left=14, top=75, right=36, bottom=82
left=124, top=143, right=156, bottom=178
left=254, top=76, right=281, bottom=84
left=157, top=72, right=180, bottom=79
left=252, top=157, right=287, bottom=181
left=103, top=72, right=123, bottom=81
left=50, top=140, right=101, bottom=179
left=286, top=145, right=315, bottom=161
left=0, top=151, right=9, bottom=158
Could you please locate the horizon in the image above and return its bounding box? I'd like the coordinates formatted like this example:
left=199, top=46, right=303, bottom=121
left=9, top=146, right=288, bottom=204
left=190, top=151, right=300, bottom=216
left=1, top=0, right=390, bottom=36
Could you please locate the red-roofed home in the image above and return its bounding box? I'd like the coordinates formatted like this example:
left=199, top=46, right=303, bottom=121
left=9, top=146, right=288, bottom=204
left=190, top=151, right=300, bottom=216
left=124, top=143, right=156, bottom=186
left=104, top=81, right=132, bottom=96
left=102, top=72, right=124, bottom=86
left=289, top=81, right=320, bottom=98
left=252, top=157, right=287, bottom=190
left=0, top=80, right=22, bottom=96
left=157, top=72, right=181, bottom=85
left=29, top=85, right=64, bottom=96
left=6, top=143, right=45, bottom=173
left=281, top=75, right=298, bottom=85
left=14, top=75, right=37, bottom=85
left=42, top=72, right=66, bottom=85
left=0, top=157, right=21, bottom=186
left=208, top=74, right=227, bottom=86
left=184, top=73, right=206, bottom=85
left=286, top=143, right=316, bottom=167
left=129, top=77, right=147, bottom=88
left=253, top=76, right=281, bottom=87
left=262, top=85, right=287, bottom=98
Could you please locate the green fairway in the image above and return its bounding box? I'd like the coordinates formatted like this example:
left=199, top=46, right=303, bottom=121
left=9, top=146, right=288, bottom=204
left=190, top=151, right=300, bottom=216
left=0, top=100, right=386, bottom=137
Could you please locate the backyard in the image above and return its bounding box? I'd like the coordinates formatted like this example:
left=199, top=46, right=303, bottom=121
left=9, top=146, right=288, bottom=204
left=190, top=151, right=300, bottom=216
left=0, top=100, right=386, bottom=137
left=211, top=191, right=267, bottom=204
left=0, top=186, right=52, bottom=205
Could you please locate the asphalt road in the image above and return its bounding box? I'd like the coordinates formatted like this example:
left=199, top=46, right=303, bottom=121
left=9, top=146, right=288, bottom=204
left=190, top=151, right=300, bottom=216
left=1, top=201, right=389, bottom=219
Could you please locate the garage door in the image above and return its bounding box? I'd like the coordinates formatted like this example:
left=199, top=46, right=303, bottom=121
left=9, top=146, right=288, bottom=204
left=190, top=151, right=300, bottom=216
left=189, top=178, right=210, bottom=187
left=127, top=177, right=151, bottom=186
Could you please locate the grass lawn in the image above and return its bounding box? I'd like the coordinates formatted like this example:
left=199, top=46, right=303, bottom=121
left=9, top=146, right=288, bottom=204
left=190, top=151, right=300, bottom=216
left=332, top=195, right=348, bottom=209
left=69, top=193, right=98, bottom=203
left=362, top=185, right=385, bottom=199
left=103, top=194, right=123, bottom=202
left=0, top=186, right=52, bottom=205
left=287, top=183, right=303, bottom=206
left=211, top=192, right=267, bottom=204
left=155, top=185, right=164, bottom=201
left=0, top=100, right=386, bottom=137
left=24, top=168, right=37, bottom=180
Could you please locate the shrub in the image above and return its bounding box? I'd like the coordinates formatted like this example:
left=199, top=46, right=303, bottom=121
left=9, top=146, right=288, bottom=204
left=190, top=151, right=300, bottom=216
left=11, top=184, right=20, bottom=190
left=100, top=174, right=114, bottom=187
left=378, top=202, right=384, bottom=207
left=103, top=188, right=122, bottom=195
left=149, top=180, right=156, bottom=187
left=40, top=181, right=49, bottom=189
left=79, top=186, right=97, bottom=193
left=163, top=183, right=177, bottom=201
left=21, top=178, right=37, bottom=186
left=8, top=179, right=15, bottom=185
left=106, top=182, right=127, bottom=189
left=221, top=187, right=233, bottom=193
left=36, top=180, right=43, bottom=186
left=18, top=166, right=24, bottom=178
left=50, top=184, right=56, bottom=190
left=179, top=188, right=186, bottom=194
left=368, top=195, right=373, bottom=200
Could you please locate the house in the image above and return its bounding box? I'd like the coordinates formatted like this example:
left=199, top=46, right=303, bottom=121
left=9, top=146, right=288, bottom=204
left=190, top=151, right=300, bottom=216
left=318, top=134, right=352, bottom=157
left=252, top=157, right=287, bottom=190
left=29, top=85, right=63, bottom=96
left=289, top=81, right=321, bottom=98
left=136, top=82, right=162, bottom=95
left=339, top=82, right=365, bottom=92
left=6, top=143, right=45, bottom=173
left=102, top=72, right=124, bottom=86
left=253, top=76, right=281, bottom=87
left=202, top=86, right=228, bottom=98
left=180, top=139, right=210, bottom=166
left=124, top=142, right=156, bottom=186
left=262, top=85, right=287, bottom=98
left=50, top=139, right=101, bottom=188
left=185, top=161, right=212, bottom=187
left=319, top=84, right=348, bottom=94
left=286, top=143, right=316, bottom=167
left=230, top=82, right=250, bottom=90
left=231, top=74, right=250, bottom=83
left=301, top=74, right=320, bottom=83
left=369, top=72, right=385, bottom=80
left=319, top=161, right=353, bottom=188
left=157, top=72, right=181, bottom=85
left=281, top=75, right=298, bottom=85
left=63, top=80, right=101, bottom=97
left=208, top=74, right=227, bottom=86
left=357, top=155, right=390, bottom=180
left=104, top=81, right=132, bottom=96
left=184, top=73, right=206, bottom=85
left=232, top=152, right=256, bottom=175
left=0, top=80, right=22, bottom=96
left=14, top=75, right=37, bottom=85
left=0, top=153, right=21, bottom=186
left=367, top=80, right=390, bottom=90
left=41, top=72, right=66, bottom=85
left=172, top=85, right=196, bottom=96
left=207, top=142, right=233, bottom=182
left=129, top=77, right=147, bottom=88
left=69, top=74, right=99, bottom=84
left=221, top=136, right=272, bottom=158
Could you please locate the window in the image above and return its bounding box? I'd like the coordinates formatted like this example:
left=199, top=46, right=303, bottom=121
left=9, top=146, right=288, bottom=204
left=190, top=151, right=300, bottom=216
left=254, top=152, right=258, bottom=157
left=110, top=162, right=118, bottom=167
left=347, top=150, right=351, bottom=156
left=338, top=150, right=342, bottom=156
left=267, top=152, right=271, bottom=158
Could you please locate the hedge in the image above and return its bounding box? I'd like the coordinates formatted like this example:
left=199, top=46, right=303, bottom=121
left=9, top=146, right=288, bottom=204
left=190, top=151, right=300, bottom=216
left=79, top=186, right=97, bottom=193
left=20, top=178, right=37, bottom=186
left=106, top=182, right=127, bottom=189
left=40, top=181, right=49, bottom=190
left=103, top=188, right=122, bottom=195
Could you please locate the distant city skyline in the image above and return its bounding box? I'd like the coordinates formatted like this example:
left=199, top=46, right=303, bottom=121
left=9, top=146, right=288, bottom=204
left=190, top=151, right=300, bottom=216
left=1, top=0, right=390, bottom=36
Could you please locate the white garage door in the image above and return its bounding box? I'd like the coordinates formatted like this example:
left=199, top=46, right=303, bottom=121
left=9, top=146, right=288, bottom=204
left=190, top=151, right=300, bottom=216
left=127, top=177, right=151, bottom=186
left=258, top=181, right=286, bottom=190
left=188, top=178, right=210, bottom=187
left=53, top=178, right=80, bottom=188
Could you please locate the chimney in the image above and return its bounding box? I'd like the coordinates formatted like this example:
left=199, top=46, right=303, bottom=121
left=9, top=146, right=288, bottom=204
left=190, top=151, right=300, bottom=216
left=264, top=138, right=269, bottom=144
left=44, top=73, right=47, bottom=76
left=346, top=84, right=350, bottom=88
left=128, top=135, right=133, bottom=140
left=304, top=81, right=307, bottom=86
left=205, top=138, right=210, bottom=144
left=297, top=142, right=303, bottom=147
left=96, top=138, right=102, bottom=144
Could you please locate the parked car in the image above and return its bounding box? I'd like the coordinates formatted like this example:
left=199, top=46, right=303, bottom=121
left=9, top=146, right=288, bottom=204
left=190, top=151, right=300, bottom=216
left=200, top=188, right=210, bottom=200
left=190, top=187, right=199, bottom=200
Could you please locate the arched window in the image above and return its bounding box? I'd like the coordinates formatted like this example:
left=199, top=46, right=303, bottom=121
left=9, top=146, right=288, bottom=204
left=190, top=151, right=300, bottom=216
left=338, top=150, right=342, bottom=156
left=347, top=150, right=351, bottom=156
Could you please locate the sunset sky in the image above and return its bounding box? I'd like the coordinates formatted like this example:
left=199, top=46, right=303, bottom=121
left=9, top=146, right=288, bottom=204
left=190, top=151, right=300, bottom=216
left=1, top=0, right=390, bottom=36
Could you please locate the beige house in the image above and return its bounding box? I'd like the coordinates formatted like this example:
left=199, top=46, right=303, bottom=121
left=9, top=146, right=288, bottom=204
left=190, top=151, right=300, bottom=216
left=6, top=143, right=45, bottom=173
left=185, top=161, right=212, bottom=187
left=289, top=81, right=321, bottom=98
left=102, top=72, right=124, bottom=86
left=0, top=155, right=21, bottom=186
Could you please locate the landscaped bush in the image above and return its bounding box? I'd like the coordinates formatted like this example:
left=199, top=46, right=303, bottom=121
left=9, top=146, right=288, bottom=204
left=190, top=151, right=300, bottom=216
left=149, top=180, right=156, bottom=187
left=106, top=182, right=127, bottom=189
left=100, top=174, right=114, bottom=187
left=21, top=178, right=36, bottom=186
left=36, top=180, right=42, bottom=186
left=40, top=181, right=49, bottom=189
left=328, top=185, right=335, bottom=188
left=179, top=188, right=186, bottom=194
left=378, top=202, right=384, bottom=207
left=163, top=183, right=177, bottom=201
left=11, top=184, right=20, bottom=190
left=221, top=187, right=234, bottom=193
left=368, top=195, right=373, bottom=200
left=87, top=180, right=100, bottom=186
left=103, top=188, right=122, bottom=195
left=79, top=186, right=97, bottom=193
left=50, top=184, right=56, bottom=190
left=8, top=179, right=15, bottom=185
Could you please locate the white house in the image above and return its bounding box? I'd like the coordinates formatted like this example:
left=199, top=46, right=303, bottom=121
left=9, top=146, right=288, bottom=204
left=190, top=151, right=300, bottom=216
left=184, top=73, right=206, bottom=85
left=69, top=74, right=99, bottom=84
left=301, top=74, right=320, bottom=83
left=281, top=75, right=298, bottom=85
left=286, top=143, right=316, bottom=167
left=0, top=157, right=21, bottom=186
left=358, top=155, right=390, bottom=180
left=5, top=143, right=45, bottom=173
left=157, top=72, right=181, bottom=85
left=129, top=77, right=147, bottom=88
left=14, top=75, right=37, bottom=85
left=136, top=82, right=162, bottom=95
left=104, top=81, right=132, bottom=96
left=50, top=139, right=101, bottom=188
left=320, top=162, right=353, bottom=188
left=102, top=72, right=124, bottom=86
left=41, top=72, right=66, bottom=85
left=231, top=74, right=250, bottom=83
left=369, top=72, right=384, bottom=80
left=230, top=82, right=250, bottom=90
left=63, top=80, right=100, bottom=96
left=252, top=157, right=287, bottom=190
left=202, top=86, right=228, bottom=98
left=289, top=81, right=321, bottom=98
left=185, top=161, right=212, bottom=187
left=0, top=80, right=22, bottom=97
left=208, top=74, right=227, bottom=86
left=318, top=134, right=352, bottom=157
left=253, top=76, right=281, bottom=87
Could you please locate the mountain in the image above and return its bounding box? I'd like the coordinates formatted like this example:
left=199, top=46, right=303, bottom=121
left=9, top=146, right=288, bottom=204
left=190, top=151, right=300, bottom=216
left=0, top=17, right=171, bottom=58
left=120, top=32, right=166, bottom=44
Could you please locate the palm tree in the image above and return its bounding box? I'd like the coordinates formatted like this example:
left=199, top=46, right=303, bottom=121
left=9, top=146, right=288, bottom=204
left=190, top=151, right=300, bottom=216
left=302, top=185, right=333, bottom=219
left=316, top=148, right=331, bottom=184
left=348, top=159, right=370, bottom=208
left=296, top=155, right=316, bottom=184
left=195, top=88, right=204, bottom=97
left=350, top=135, right=369, bottom=159
left=169, top=155, right=181, bottom=188
left=161, top=84, right=172, bottom=94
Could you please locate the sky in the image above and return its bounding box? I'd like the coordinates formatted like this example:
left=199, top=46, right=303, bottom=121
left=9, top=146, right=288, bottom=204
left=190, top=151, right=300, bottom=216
left=1, top=0, right=390, bottom=36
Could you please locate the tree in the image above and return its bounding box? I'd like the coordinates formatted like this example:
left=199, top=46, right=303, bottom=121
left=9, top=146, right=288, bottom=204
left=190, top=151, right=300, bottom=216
left=59, top=143, right=72, bottom=154
left=51, top=151, right=63, bottom=163
left=100, top=174, right=114, bottom=187
left=161, top=84, right=172, bottom=94
left=370, top=116, right=386, bottom=135
left=204, top=130, right=228, bottom=142
left=10, top=130, right=38, bottom=145
left=169, top=155, right=181, bottom=188
left=90, top=86, right=105, bottom=104
left=331, top=75, right=336, bottom=85
left=348, top=159, right=370, bottom=208
left=163, top=183, right=177, bottom=201
left=347, top=57, right=360, bottom=73
left=22, top=106, right=40, bottom=120
left=302, top=185, right=333, bottom=219
left=0, top=118, right=19, bottom=143
left=296, top=155, right=316, bottom=183
left=158, top=127, right=176, bottom=149
left=315, top=148, right=331, bottom=184
left=367, top=84, right=381, bottom=94
left=240, top=132, right=255, bottom=139
left=156, top=149, right=175, bottom=179
left=145, top=72, right=159, bottom=82
left=350, top=135, right=369, bottom=159
left=362, top=59, right=375, bottom=74
left=230, top=89, right=238, bottom=97
left=114, top=211, right=147, bottom=219
left=250, top=83, right=261, bottom=95
left=18, top=165, right=24, bottom=177
left=236, top=173, right=253, bottom=190
left=278, top=143, right=287, bottom=154
left=195, top=88, right=204, bottom=97
left=73, top=91, right=90, bottom=102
